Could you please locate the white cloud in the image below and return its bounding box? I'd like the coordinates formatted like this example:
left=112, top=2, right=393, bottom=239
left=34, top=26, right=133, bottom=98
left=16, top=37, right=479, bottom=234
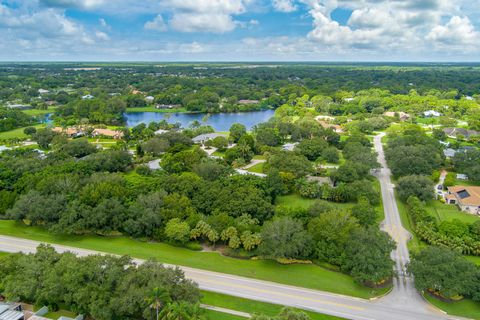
left=144, top=14, right=168, bottom=32
left=272, top=0, right=297, bottom=12
left=39, top=0, right=105, bottom=9
left=95, top=31, right=110, bottom=41
left=427, top=16, right=478, bottom=46
left=165, top=0, right=248, bottom=33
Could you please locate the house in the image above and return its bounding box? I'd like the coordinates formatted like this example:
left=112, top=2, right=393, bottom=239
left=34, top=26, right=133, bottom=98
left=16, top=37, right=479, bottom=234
left=238, top=99, right=259, bottom=105
left=155, top=104, right=181, bottom=110
left=145, top=96, right=155, bottom=103
left=423, top=110, right=441, bottom=117
left=154, top=129, right=169, bottom=135
left=445, top=186, right=480, bottom=215
left=443, top=148, right=457, bottom=158
left=317, top=120, right=343, bottom=133
left=81, top=94, right=94, bottom=100
left=306, top=175, right=334, bottom=187
left=92, top=128, right=124, bottom=139
left=383, top=111, right=410, bottom=121
left=6, top=104, right=32, bottom=110
left=192, top=133, right=227, bottom=144
left=282, top=142, right=298, bottom=151
left=52, top=127, right=83, bottom=137
left=131, top=89, right=143, bottom=95
left=443, top=127, right=480, bottom=140
left=465, top=96, right=474, bottom=101
left=457, top=174, right=468, bottom=180
left=38, top=89, right=49, bottom=94
left=0, top=302, right=24, bottom=320
left=344, top=97, right=354, bottom=102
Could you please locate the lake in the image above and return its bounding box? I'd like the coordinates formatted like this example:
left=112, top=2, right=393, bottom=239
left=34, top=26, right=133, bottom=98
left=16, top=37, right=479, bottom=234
left=124, top=109, right=275, bottom=131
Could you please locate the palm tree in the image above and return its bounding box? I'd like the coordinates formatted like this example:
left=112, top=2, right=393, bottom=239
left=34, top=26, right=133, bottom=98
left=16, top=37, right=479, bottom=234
left=159, top=302, right=205, bottom=320
left=145, top=287, right=171, bottom=320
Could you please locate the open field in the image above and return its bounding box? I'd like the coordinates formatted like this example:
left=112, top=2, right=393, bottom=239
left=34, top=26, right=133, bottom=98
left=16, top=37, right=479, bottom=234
left=0, top=251, right=10, bottom=257
left=0, top=220, right=387, bottom=299
left=22, top=107, right=56, bottom=116
left=424, top=294, right=480, bottom=320
left=43, top=310, right=77, bottom=319
left=0, top=124, right=46, bottom=140
left=201, top=291, right=343, bottom=320
left=126, top=106, right=188, bottom=113
left=426, top=200, right=480, bottom=224
left=205, top=310, right=243, bottom=320
left=247, top=162, right=264, bottom=173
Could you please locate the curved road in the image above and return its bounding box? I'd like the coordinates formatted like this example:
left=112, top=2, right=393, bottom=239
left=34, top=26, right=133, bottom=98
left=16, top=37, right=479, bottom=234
left=0, top=134, right=464, bottom=320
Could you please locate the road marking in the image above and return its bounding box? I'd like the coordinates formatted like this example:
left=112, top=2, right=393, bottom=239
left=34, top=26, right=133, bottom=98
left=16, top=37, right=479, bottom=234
left=195, top=277, right=365, bottom=311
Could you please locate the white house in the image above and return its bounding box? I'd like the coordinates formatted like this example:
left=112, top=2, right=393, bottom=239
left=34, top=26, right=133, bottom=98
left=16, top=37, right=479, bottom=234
left=154, top=129, right=169, bottom=135
left=145, top=96, right=155, bottom=103
left=423, top=110, right=441, bottom=117
left=82, top=94, right=94, bottom=100
left=38, top=89, right=50, bottom=94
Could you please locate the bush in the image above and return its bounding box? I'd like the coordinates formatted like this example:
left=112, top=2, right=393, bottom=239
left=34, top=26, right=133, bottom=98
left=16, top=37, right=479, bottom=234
left=397, top=175, right=434, bottom=202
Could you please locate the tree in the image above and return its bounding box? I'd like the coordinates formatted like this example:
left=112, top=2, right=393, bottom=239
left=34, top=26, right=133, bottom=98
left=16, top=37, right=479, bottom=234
left=23, top=126, right=37, bottom=136
left=397, top=175, right=434, bottom=202
left=211, top=136, right=228, bottom=151
left=146, top=287, right=171, bottom=320
left=59, top=138, right=97, bottom=158
left=295, top=137, right=328, bottom=161
left=224, top=145, right=253, bottom=165
left=251, top=308, right=310, bottom=320
left=266, top=151, right=312, bottom=178
left=159, top=302, right=205, bottom=320
left=408, top=246, right=478, bottom=300
left=258, top=217, right=312, bottom=260
left=33, top=129, right=58, bottom=149
left=143, top=138, right=170, bottom=156
left=344, top=228, right=395, bottom=285
left=229, top=123, right=247, bottom=143
left=351, top=198, right=377, bottom=226
left=165, top=218, right=191, bottom=244
left=322, top=146, right=339, bottom=163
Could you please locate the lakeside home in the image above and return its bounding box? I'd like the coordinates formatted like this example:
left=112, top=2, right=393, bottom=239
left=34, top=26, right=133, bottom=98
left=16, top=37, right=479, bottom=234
left=445, top=186, right=480, bottom=215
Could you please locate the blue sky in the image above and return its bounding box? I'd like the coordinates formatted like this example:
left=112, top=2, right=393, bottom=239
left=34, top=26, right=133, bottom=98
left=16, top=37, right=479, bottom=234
left=0, top=0, right=479, bottom=61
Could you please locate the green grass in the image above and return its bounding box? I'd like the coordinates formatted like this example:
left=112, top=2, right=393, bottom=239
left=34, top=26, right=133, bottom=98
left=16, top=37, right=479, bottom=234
left=22, top=107, right=56, bottom=116
left=212, top=150, right=225, bottom=157
left=0, top=124, right=46, bottom=140
left=424, top=294, right=480, bottom=320
left=395, top=193, right=426, bottom=253
left=126, top=106, right=187, bottom=113
left=205, top=309, right=243, bottom=320
left=44, top=309, right=77, bottom=319
left=252, top=154, right=266, bottom=160
left=0, top=251, right=10, bottom=258
left=201, top=291, right=343, bottom=320
left=275, top=194, right=353, bottom=211
left=426, top=200, right=480, bottom=224
left=466, top=255, right=480, bottom=266
left=0, top=220, right=385, bottom=299
left=247, top=162, right=264, bottom=174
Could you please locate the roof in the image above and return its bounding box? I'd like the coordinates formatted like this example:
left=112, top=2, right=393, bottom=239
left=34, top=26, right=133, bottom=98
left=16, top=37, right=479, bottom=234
left=423, top=110, right=441, bottom=117
left=282, top=142, right=298, bottom=151
left=238, top=99, right=259, bottom=105
left=92, top=128, right=124, bottom=138
left=384, top=111, right=410, bottom=119
left=443, top=127, right=480, bottom=139
left=0, top=310, right=23, bottom=320
left=192, top=133, right=227, bottom=143
left=443, top=148, right=456, bottom=158
left=447, top=186, right=480, bottom=206
left=317, top=120, right=343, bottom=133
left=52, top=127, right=79, bottom=136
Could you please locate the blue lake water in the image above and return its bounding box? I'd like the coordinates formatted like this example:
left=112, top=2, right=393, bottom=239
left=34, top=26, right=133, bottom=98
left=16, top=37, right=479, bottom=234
left=124, top=109, right=275, bottom=131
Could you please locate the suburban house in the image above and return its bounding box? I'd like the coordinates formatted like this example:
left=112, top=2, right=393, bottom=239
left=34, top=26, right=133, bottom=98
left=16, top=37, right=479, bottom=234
left=81, top=94, right=94, bottom=100
left=38, top=89, right=49, bottom=94
left=282, top=142, right=298, bottom=151
left=443, top=148, right=457, bottom=158
left=423, top=110, right=441, bottom=117
left=154, top=129, right=169, bottom=135
left=317, top=120, right=343, bottom=133
left=52, top=127, right=83, bottom=138
left=383, top=111, right=410, bottom=121
left=0, top=302, right=23, bottom=320
left=155, top=104, right=181, bottom=109
left=6, top=104, right=32, bottom=110
left=445, top=186, right=480, bottom=215
left=92, top=128, right=124, bottom=139
left=145, top=96, right=155, bottom=103
left=192, top=133, right=228, bottom=144
left=238, top=99, right=259, bottom=105
left=443, top=127, right=480, bottom=139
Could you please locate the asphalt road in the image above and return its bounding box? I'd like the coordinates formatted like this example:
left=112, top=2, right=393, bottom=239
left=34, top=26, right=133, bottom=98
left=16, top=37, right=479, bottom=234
left=0, top=133, right=465, bottom=320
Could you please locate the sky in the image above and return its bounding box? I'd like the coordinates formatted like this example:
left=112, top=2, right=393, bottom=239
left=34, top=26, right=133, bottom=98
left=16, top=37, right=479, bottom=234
left=0, top=0, right=479, bottom=61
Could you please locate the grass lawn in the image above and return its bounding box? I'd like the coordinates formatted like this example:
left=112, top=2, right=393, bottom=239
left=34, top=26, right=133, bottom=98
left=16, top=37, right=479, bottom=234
left=275, top=194, right=353, bottom=211
left=126, top=106, right=188, bottom=113
left=426, top=200, right=480, bottom=224
left=201, top=291, right=343, bottom=320
left=205, top=309, right=243, bottom=320
left=44, top=310, right=77, bottom=319
left=0, top=124, right=45, bottom=141
left=395, top=193, right=426, bottom=253
left=247, top=162, right=264, bottom=174
left=0, top=220, right=386, bottom=299
left=0, top=251, right=10, bottom=258
left=22, top=107, right=56, bottom=116
left=466, top=255, right=480, bottom=266
left=252, top=154, right=266, bottom=160
left=424, top=294, right=480, bottom=320
left=212, top=150, right=225, bottom=157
